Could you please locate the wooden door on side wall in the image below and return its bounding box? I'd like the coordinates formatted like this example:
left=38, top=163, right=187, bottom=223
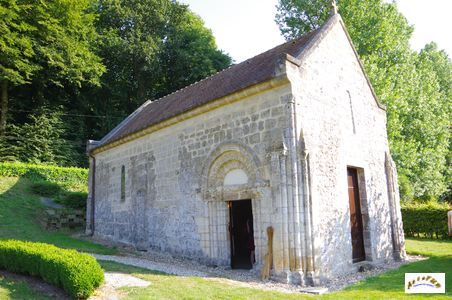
left=347, top=168, right=366, bottom=262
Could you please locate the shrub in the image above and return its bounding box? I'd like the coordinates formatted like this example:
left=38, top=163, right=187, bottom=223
left=31, top=181, right=62, bottom=197
left=59, top=192, right=88, bottom=209
left=398, top=173, right=414, bottom=202
left=401, top=202, right=451, bottom=239
left=0, top=162, right=88, bottom=191
left=0, top=240, right=103, bottom=299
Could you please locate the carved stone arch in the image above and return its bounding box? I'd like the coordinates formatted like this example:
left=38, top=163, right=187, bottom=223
left=201, top=142, right=267, bottom=201
left=200, top=142, right=269, bottom=266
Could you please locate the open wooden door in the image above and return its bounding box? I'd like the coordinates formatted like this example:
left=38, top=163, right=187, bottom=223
left=347, top=168, right=365, bottom=262
left=228, top=200, right=254, bottom=269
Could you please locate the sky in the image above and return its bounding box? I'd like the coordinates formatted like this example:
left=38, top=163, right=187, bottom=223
left=179, top=0, right=452, bottom=63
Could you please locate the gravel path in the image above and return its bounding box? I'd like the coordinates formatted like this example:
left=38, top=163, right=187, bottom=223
left=94, top=253, right=208, bottom=277
left=89, top=272, right=151, bottom=300
left=104, top=272, right=151, bottom=288
left=91, top=250, right=426, bottom=294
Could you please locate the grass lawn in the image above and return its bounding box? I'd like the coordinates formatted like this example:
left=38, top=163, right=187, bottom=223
left=0, top=273, right=50, bottom=300
left=95, top=238, right=451, bottom=300
left=405, top=238, right=452, bottom=257
left=0, top=174, right=450, bottom=299
left=0, top=176, right=116, bottom=254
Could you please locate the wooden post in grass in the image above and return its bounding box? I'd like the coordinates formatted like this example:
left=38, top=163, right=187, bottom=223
left=448, top=211, right=452, bottom=237
left=261, top=226, right=274, bottom=280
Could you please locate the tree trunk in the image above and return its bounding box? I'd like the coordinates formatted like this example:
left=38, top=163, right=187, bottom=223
left=0, top=80, right=8, bottom=135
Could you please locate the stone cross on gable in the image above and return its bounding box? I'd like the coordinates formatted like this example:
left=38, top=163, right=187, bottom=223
left=331, top=0, right=338, bottom=15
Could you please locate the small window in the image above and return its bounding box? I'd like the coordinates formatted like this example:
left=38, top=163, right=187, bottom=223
left=120, top=165, right=126, bottom=202
left=347, top=90, right=356, bottom=134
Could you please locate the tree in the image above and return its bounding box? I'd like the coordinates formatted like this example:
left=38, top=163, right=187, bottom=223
left=1, top=0, right=231, bottom=167
left=0, top=108, right=78, bottom=165
left=275, top=0, right=451, bottom=200
left=90, top=0, right=231, bottom=120
left=0, top=0, right=105, bottom=133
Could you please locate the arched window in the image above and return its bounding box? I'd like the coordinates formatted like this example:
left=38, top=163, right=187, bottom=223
left=120, top=165, right=126, bottom=202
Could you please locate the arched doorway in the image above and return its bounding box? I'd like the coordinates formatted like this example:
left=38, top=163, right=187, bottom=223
left=201, top=143, right=267, bottom=268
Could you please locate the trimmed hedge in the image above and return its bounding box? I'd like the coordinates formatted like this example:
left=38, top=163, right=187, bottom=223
left=0, top=162, right=88, bottom=185
left=401, top=202, right=451, bottom=239
left=0, top=240, right=103, bottom=299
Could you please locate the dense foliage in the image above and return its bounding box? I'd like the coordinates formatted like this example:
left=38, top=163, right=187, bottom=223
left=30, top=181, right=61, bottom=197
left=58, top=191, right=88, bottom=209
left=0, top=0, right=231, bottom=167
left=0, top=109, right=81, bottom=165
left=31, top=180, right=87, bottom=209
left=401, top=202, right=451, bottom=239
left=0, top=162, right=87, bottom=186
left=0, top=240, right=104, bottom=298
left=0, top=0, right=105, bottom=133
left=275, top=0, right=451, bottom=201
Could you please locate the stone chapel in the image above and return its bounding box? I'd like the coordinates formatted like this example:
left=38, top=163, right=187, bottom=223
left=86, top=12, right=405, bottom=285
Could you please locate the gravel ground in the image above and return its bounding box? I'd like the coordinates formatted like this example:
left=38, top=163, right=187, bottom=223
left=322, top=255, right=427, bottom=292
left=91, top=248, right=426, bottom=294
left=104, top=272, right=151, bottom=288
left=89, top=272, right=151, bottom=300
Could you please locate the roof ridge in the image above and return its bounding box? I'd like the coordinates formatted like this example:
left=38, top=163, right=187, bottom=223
left=93, top=24, right=326, bottom=152
left=146, top=30, right=320, bottom=105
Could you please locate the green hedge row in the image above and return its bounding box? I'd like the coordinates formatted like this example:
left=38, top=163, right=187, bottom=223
left=401, top=202, right=451, bottom=239
left=0, top=240, right=103, bottom=299
left=0, top=162, right=88, bottom=185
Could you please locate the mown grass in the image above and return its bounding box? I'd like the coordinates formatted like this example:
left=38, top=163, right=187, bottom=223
left=405, top=238, right=452, bottom=257
left=0, top=174, right=450, bottom=299
left=0, top=272, right=51, bottom=300
left=97, top=238, right=451, bottom=299
left=0, top=176, right=115, bottom=254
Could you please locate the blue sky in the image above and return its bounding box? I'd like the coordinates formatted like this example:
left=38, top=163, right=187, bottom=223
left=180, top=0, right=452, bottom=63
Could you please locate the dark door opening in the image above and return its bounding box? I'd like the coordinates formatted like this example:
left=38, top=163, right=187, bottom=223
left=228, top=199, right=254, bottom=269
left=347, top=168, right=366, bottom=263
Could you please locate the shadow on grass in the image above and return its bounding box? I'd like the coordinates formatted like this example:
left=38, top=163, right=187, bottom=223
left=99, top=256, right=452, bottom=300
left=0, top=174, right=116, bottom=255
left=0, top=273, right=51, bottom=300
left=99, top=260, right=168, bottom=276
left=342, top=257, right=451, bottom=294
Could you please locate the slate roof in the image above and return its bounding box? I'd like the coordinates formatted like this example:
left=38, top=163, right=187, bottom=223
left=96, top=27, right=321, bottom=149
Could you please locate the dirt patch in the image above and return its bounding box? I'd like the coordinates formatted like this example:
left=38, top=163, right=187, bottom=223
left=89, top=272, right=150, bottom=300
left=104, top=272, right=150, bottom=288
left=0, top=270, right=70, bottom=299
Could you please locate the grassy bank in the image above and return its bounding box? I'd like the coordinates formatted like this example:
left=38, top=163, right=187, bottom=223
left=0, top=176, right=115, bottom=254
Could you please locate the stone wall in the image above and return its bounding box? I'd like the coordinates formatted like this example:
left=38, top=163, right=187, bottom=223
left=289, top=17, right=404, bottom=280
left=92, top=82, right=293, bottom=266
left=42, top=208, right=85, bottom=230
left=89, top=15, right=404, bottom=284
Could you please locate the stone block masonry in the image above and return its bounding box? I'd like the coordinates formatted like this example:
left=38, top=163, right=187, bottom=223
left=43, top=209, right=85, bottom=230
left=87, top=14, right=405, bottom=286
left=93, top=82, right=293, bottom=269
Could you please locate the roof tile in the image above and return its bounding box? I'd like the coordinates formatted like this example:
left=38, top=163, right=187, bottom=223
left=98, top=28, right=319, bottom=147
